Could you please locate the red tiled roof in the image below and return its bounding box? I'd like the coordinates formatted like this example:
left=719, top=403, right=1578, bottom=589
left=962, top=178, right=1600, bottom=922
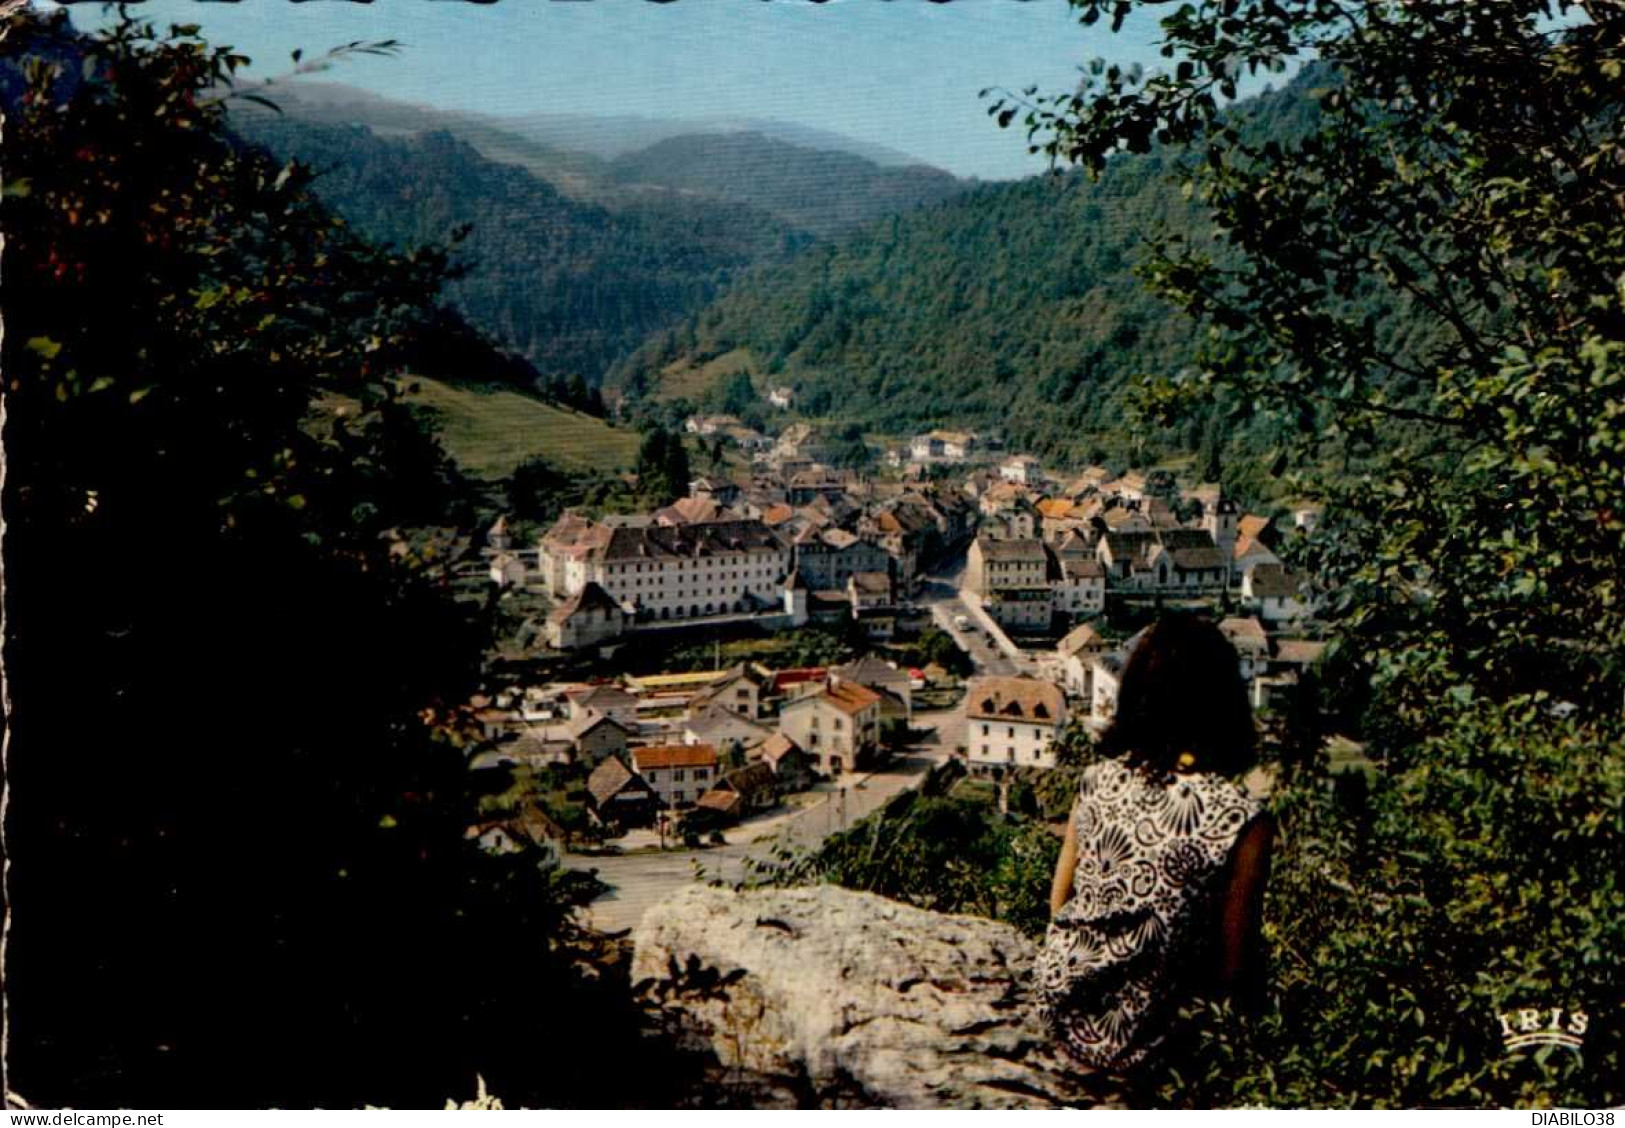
left=1238, top=514, right=1272, bottom=540
left=785, top=679, right=881, bottom=717
left=696, top=789, right=742, bottom=815
left=773, top=667, right=828, bottom=691
left=633, top=743, right=718, bottom=770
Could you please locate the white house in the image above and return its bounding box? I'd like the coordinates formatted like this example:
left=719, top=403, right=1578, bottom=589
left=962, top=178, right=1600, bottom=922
left=631, top=744, right=719, bottom=810
left=537, top=512, right=609, bottom=598
left=1218, top=616, right=1272, bottom=682
left=1053, top=558, right=1106, bottom=616
left=999, top=455, right=1044, bottom=486
left=1232, top=533, right=1281, bottom=582
left=684, top=414, right=742, bottom=436
left=909, top=429, right=978, bottom=464
left=566, top=683, right=640, bottom=728
left=1088, top=652, right=1125, bottom=730
left=545, top=582, right=629, bottom=650
left=964, top=676, right=1068, bottom=774
left=1243, top=563, right=1309, bottom=624
left=488, top=552, right=528, bottom=589
left=1056, top=622, right=1107, bottom=700
left=964, top=536, right=1048, bottom=598
left=831, top=654, right=913, bottom=722
left=683, top=705, right=772, bottom=754
left=688, top=663, right=768, bottom=719
left=910, top=433, right=946, bottom=463
left=777, top=679, right=882, bottom=776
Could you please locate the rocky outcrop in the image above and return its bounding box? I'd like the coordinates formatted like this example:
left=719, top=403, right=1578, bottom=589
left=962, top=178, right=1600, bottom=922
left=631, top=884, right=1121, bottom=1109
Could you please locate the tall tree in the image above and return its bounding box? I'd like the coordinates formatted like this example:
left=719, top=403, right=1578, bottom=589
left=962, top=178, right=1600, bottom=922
left=989, top=0, right=1625, bottom=1107
left=997, top=0, right=1624, bottom=727
left=635, top=423, right=690, bottom=503
left=2, top=10, right=640, bottom=1107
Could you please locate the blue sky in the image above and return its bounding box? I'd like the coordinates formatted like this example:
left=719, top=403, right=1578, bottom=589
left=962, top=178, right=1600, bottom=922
left=67, top=0, right=1170, bottom=180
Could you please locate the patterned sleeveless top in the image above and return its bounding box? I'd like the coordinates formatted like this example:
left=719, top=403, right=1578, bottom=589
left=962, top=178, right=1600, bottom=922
left=1034, top=759, right=1264, bottom=1072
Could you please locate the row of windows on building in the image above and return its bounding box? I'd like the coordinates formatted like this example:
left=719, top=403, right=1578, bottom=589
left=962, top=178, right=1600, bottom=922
left=979, top=745, right=1046, bottom=761
left=979, top=723, right=1053, bottom=739
left=607, top=579, right=774, bottom=597
left=645, top=768, right=712, bottom=783
left=606, top=557, right=784, bottom=575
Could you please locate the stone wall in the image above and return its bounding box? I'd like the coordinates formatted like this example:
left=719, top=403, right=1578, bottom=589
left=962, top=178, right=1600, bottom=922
left=632, top=884, right=1121, bottom=1109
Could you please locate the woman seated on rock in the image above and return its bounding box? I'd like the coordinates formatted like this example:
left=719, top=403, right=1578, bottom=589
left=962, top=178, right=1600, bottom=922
left=1036, top=612, right=1273, bottom=1075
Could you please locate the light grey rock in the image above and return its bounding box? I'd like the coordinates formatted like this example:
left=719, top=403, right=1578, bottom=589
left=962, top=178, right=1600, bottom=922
left=632, top=883, right=1120, bottom=1109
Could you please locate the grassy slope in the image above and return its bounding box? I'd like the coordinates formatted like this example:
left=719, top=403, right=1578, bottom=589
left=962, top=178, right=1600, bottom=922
left=651, top=346, right=762, bottom=404
left=401, top=377, right=641, bottom=479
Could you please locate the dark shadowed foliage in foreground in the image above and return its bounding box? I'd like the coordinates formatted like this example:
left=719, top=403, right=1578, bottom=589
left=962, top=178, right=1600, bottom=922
left=2, top=10, right=657, bottom=1108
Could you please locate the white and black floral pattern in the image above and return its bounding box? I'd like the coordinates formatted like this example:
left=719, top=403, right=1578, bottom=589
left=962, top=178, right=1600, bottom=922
left=1035, top=759, right=1263, bottom=1072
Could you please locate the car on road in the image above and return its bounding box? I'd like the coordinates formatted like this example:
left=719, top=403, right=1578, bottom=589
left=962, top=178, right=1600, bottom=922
left=953, top=614, right=970, bottom=630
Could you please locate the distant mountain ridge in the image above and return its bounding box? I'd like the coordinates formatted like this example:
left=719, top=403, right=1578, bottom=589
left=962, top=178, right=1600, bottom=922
left=236, top=115, right=810, bottom=383
left=232, top=88, right=973, bottom=382
left=238, top=80, right=935, bottom=177
left=607, top=131, right=967, bottom=238
left=502, top=109, right=931, bottom=169
left=610, top=73, right=1347, bottom=474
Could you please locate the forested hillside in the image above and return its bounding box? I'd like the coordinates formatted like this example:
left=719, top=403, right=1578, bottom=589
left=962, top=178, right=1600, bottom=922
left=607, top=132, right=967, bottom=238
left=611, top=76, right=1341, bottom=469
left=235, top=110, right=967, bottom=388
left=612, top=155, right=1210, bottom=465
left=235, top=116, right=812, bottom=383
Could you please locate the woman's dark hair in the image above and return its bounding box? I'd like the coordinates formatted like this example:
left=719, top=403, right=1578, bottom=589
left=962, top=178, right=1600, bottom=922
left=1098, top=612, right=1257, bottom=776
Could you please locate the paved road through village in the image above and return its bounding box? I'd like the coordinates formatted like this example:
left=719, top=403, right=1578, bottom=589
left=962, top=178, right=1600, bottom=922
left=562, top=561, right=1005, bottom=934
left=563, top=716, right=960, bottom=933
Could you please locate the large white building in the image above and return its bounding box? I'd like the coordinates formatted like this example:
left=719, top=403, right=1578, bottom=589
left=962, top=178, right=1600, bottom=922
left=963, top=676, right=1068, bottom=775
left=543, top=517, right=793, bottom=622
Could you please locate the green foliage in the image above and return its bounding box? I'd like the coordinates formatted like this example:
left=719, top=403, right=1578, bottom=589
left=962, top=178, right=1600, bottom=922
left=916, top=627, right=973, bottom=677
left=999, top=0, right=1625, bottom=1107
left=714, top=368, right=758, bottom=418
left=234, top=115, right=807, bottom=385
left=634, top=424, right=692, bottom=505
left=1, top=10, right=642, bottom=1107
left=1156, top=702, right=1623, bottom=1108
left=821, top=421, right=879, bottom=471
left=610, top=105, right=1356, bottom=476
left=614, top=623, right=858, bottom=678
left=506, top=455, right=575, bottom=525
left=606, top=131, right=967, bottom=240
left=745, top=790, right=1062, bottom=940
left=1015, top=0, right=1624, bottom=729
left=611, top=154, right=1210, bottom=464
